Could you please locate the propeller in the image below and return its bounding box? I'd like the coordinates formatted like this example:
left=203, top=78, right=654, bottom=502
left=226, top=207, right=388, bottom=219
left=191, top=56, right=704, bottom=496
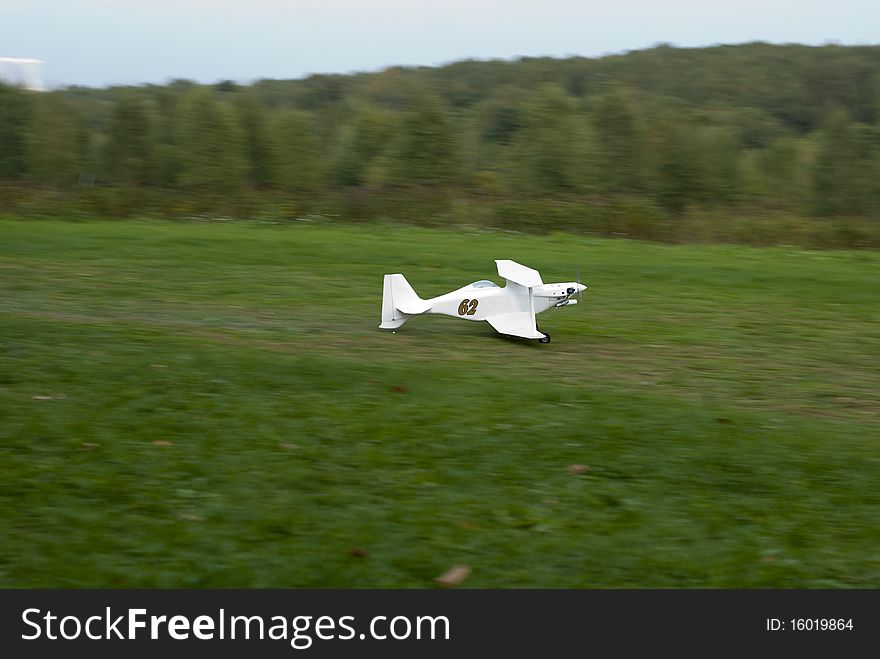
left=560, top=268, right=585, bottom=307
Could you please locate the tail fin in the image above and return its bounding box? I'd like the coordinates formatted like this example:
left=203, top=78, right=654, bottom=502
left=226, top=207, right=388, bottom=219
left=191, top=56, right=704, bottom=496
left=380, top=274, right=431, bottom=329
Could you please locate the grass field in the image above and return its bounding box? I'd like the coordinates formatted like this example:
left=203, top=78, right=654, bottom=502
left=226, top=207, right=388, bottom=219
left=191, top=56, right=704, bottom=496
left=1, top=217, right=878, bottom=587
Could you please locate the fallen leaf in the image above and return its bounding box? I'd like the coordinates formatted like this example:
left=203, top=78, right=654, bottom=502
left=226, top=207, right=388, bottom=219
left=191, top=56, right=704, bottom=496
left=79, top=442, right=100, bottom=450
left=435, top=565, right=471, bottom=587
left=279, top=442, right=297, bottom=450
left=568, top=464, right=590, bottom=475
left=32, top=395, right=53, bottom=401
left=348, top=548, right=368, bottom=558
left=390, top=385, right=408, bottom=393
left=152, top=439, right=173, bottom=446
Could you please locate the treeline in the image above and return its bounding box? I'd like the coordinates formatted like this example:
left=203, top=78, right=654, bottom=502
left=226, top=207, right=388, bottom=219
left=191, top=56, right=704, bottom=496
left=1, top=42, right=880, bottom=246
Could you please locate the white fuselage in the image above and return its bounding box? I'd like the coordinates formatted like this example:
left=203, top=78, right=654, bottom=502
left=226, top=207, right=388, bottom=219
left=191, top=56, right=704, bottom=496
left=425, top=281, right=582, bottom=321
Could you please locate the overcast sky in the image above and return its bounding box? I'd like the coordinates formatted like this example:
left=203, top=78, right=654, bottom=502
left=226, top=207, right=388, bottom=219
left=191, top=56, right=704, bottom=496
left=2, top=0, right=878, bottom=88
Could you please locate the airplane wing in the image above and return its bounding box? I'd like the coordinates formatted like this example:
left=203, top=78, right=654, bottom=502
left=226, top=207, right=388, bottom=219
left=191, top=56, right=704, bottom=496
left=486, top=312, right=546, bottom=340
left=495, top=260, right=543, bottom=288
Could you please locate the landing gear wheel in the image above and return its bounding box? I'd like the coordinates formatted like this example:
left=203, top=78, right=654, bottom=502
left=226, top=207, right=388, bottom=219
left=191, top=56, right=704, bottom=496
left=538, top=333, right=551, bottom=344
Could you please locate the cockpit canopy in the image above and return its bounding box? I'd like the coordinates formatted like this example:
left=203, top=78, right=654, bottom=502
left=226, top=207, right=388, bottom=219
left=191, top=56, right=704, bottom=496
left=470, top=280, right=499, bottom=289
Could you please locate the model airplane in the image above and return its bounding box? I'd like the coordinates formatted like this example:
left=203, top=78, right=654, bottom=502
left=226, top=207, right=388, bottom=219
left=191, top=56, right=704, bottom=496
left=380, top=260, right=586, bottom=343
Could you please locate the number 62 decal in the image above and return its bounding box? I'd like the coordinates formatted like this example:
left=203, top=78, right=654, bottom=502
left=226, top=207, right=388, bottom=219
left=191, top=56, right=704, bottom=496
left=458, top=299, right=479, bottom=316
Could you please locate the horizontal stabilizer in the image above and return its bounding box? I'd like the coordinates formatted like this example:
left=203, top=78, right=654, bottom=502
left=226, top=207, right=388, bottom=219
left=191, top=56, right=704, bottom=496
left=486, top=312, right=545, bottom=340
left=495, top=260, right=543, bottom=288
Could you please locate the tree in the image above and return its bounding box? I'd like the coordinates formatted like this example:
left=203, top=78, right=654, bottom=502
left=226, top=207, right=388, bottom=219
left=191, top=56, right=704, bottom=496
left=0, top=84, right=31, bottom=180
left=386, top=88, right=459, bottom=185
left=693, top=125, right=742, bottom=206
left=644, top=109, right=697, bottom=213
left=25, top=92, right=81, bottom=185
left=762, top=136, right=810, bottom=211
left=234, top=91, right=273, bottom=188
left=328, top=103, right=396, bottom=187
left=508, top=84, right=592, bottom=194
left=269, top=109, right=322, bottom=193
left=851, top=122, right=880, bottom=217
left=104, top=94, right=158, bottom=184
left=813, top=110, right=860, bottom=216
left=476, top=87, right=527, bottom=147
left=176, top=88, right=247, bottom=190
left=591, top=87, right=646, bottom=194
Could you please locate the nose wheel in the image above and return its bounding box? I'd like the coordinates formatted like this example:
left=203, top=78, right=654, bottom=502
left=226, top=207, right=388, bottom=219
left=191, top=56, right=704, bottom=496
left=537, top=329, right=551, bottom=344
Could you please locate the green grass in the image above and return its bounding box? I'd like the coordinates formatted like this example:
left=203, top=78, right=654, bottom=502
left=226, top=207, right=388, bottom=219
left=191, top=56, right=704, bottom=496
left=1, top=217, right=878, bottom=587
